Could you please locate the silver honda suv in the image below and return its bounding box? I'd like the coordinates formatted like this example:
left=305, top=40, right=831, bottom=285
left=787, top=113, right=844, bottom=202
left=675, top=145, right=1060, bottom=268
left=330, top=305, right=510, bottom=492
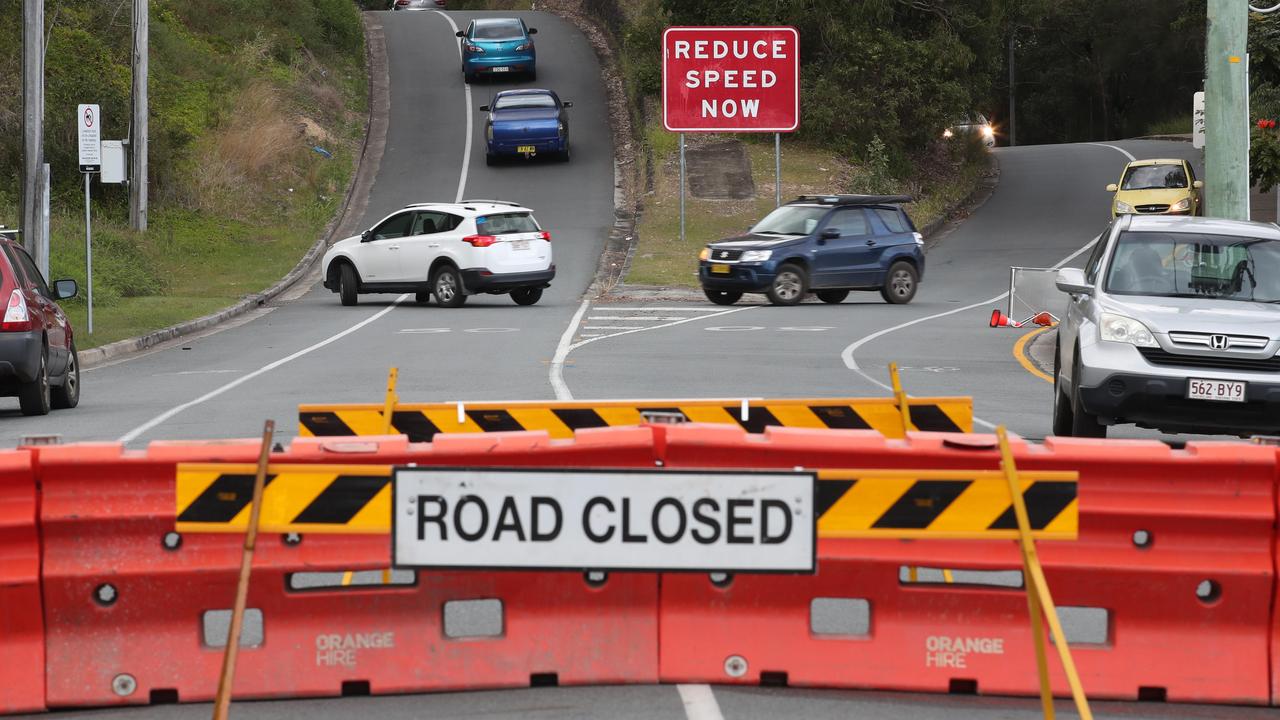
left=1053, top=214, right=1280, bottom=437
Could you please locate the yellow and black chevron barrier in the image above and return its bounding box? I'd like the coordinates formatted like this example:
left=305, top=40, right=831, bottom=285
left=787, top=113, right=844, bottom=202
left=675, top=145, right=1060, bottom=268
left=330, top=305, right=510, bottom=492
left=297, top=396, right=973, bottom=442
left=177, top=464, right=1073, bottom=539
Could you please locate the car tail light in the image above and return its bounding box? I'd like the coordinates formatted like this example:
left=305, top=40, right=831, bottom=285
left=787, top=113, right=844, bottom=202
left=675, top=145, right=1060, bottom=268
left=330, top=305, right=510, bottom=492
left=515, top=42, right=533, bottom=52
left=2, top=290, right=32, bottom=332
left=396, top=0, right=409, bottom=5
left=539, top=231, right=552, bottom=242
left=465, top=43, right=484, bottom=54
left=463, top=235, right=499, bottom=247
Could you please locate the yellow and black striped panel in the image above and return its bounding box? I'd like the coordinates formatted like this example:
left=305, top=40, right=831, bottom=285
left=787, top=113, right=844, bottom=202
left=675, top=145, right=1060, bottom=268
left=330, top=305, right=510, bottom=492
left=177, top=464, right=1073, bottom=540
left=297, top=397, right=973, bottom=442
left=176, top=463, right=394, bottom=534
left=816, top=469, right=1078, bottom=540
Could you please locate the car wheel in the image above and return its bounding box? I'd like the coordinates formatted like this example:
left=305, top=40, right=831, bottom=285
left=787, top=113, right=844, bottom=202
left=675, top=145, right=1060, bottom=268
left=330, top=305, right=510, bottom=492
left=486, top=153, right=497, bottom=166
left=528, top=68, right=537, bottom=82
left=18, top=347, right=50, bottom=417
left=766, top=263, right=807, bottom=306
left=464, top=70, right=475, bottom=84
left=880, top=261, right=918, bottom=304
left=558, top=144, right=571, bottom=163
left=703, top=288, right=742, bottom=306
left=51, top=342, right=80, bottom=410
left=1051, top=343, right=1074, bottom=436
left=414, top=291, right=432, bottom=304
left=433, top=265, right=467, bottom=308
left=339, top=263, right=358, bottom=306
left=511, top=287, right=542, bottom=306
left=1069, top=351, right=1106, bottom=438
left=816, top=289, right=849, bottom=304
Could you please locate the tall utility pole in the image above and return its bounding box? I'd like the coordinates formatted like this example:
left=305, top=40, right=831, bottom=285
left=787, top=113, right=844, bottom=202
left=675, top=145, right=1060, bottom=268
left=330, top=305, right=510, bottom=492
left=1205, top=0, right=1249, bottom=220
left=21, top=0, right=45, bottom=259
left=1007, top=30, right=1016, bottom=147
left=129, top=0, right=149, bottom=231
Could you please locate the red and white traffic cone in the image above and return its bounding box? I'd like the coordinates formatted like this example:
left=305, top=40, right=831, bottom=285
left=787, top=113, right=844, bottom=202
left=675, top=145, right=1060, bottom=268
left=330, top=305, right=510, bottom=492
left=1030, top=311, right=1058, bottom=327
left=989, top=309, right=1022, bottom=328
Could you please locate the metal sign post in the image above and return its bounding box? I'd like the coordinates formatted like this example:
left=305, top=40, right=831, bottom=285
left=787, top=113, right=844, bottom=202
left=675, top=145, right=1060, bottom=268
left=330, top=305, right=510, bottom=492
left=77, top=103, right=101, bottom=334
left=679, top=133, right=686, bottom=245
left=775, top=132, right=781, bottom=207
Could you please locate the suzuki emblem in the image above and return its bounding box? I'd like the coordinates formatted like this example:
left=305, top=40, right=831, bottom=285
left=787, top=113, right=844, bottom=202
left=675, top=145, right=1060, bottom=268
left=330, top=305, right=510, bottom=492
left=1209, top=334, right=1230, bottom=350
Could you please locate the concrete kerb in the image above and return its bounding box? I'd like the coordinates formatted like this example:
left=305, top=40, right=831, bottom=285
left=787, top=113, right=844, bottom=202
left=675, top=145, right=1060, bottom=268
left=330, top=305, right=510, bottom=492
left=79, top=15, right=389, bottom=369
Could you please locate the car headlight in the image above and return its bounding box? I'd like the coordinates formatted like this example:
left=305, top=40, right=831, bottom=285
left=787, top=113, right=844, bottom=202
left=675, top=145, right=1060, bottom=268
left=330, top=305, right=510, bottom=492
left=1114, top=200, right=1134, bottom=214
left=1170, top=198, right=1191, bottom=212
left=913, top=232, right=924, bottom=246
left=698, top=247, right=710, bottom=261
left=741, top=250, right=772, bottom=262
left=981, top=125, right=994, bottom=138
left=1100, top=312, right=1157, bottom=348
left=485, top=124, right=493, bottom=141
left=942, top=128, right=954, bottom=139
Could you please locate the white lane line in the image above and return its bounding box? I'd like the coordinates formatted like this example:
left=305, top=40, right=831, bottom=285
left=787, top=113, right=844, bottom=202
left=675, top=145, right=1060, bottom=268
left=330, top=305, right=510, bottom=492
left=594, top=306, right=734, bottom=312
left=1089, top=142, right=1137, bottom=162
left=677, top=684, right=725, bottom=720
left=119, top=296, right=410, bottom=443
left=436, top=10, right=472, bottom=202
left=587, top=316, right=690, bottom=321
left=582, top=325, right=648, bottom=330
left=840, top=239, right=1099, bottom=430
left=550, top=297, right=593, bottom=401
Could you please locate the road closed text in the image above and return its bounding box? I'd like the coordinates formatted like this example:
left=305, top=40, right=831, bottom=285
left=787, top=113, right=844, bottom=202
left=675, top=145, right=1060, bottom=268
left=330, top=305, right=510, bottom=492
left=393, top=468, right=815, bottom=572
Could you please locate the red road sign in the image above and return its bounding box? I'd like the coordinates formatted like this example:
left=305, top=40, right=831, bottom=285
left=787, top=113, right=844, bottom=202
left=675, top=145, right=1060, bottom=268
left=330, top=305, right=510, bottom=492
left=662, top=26, right=799, bottom=133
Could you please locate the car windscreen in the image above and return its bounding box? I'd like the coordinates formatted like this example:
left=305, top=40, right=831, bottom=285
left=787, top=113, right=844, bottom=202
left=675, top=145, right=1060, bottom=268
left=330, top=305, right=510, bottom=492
left=476, top=212, right=539, bottom=235
left=1120, top=164, right=1188, bottom=190
left=1105, top=230, right=1280, bottom=302
left=749, top=206, right=828, bottom=236
left=472, top=20, right=523, bottom=40
left=493, top=94, right=556, bottom=111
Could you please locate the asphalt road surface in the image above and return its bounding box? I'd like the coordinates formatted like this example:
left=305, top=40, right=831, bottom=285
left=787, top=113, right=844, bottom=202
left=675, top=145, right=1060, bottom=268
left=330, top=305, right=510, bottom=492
left=3, top=9, right=1254, bottom=720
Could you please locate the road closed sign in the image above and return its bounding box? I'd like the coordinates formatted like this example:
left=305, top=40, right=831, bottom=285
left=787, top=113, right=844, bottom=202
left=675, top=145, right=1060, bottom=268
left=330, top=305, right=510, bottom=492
left=393, top=467, right=815, bottom=572
left=663, top=26, right=799, bottom=133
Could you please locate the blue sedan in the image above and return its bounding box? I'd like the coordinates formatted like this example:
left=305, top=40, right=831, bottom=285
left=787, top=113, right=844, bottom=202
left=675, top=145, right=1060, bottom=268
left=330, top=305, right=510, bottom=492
left=481, top=89, right=572, bottom=165
left=457, top=17, right=537, bottom=83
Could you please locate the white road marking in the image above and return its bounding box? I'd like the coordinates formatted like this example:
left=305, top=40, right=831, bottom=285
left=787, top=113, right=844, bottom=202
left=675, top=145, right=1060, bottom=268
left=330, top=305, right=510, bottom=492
left=677, top=684, right=725, bottom=720
left=840, top=239, right=1098, bottom=430
left=592, top=306, right=731, bottom=312
left=163, top=370, right=243, bottom=376
left=464, top=327, right=518, bottom=333
left=436, top=10, right=472, bottom=202
left=587, top=316, right=690, bottom=321
left=399, top=328, right=452, bottom=334
left=1089, top=142, right=1137, bottom=162
left=583, top=325, right=648, bottom=330
left=778, top=326, right=834, bottom=332
left=706, top=325, right=765, bottom=332
left=119, top=295, right=410, bottom=443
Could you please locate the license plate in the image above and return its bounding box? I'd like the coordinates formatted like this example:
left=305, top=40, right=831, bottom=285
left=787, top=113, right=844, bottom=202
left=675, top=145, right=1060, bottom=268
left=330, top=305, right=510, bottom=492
left=492, top=66, right=510, bottom=72
left=511, top=239, right=530, bottom=250
left=517, top=145, right=536, bottom=154
left=1187, top=378, right=1246, bottom=403
left=710, top=264, right=731, bottom=274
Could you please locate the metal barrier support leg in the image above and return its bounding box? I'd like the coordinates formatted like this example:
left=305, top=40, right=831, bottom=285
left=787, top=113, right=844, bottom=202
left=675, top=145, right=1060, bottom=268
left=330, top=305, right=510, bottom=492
left=888, top=362, right=913, bottom=433
left=998, top=425, right=1093, bottom=720
left=382, top=367, right=399, bottom=435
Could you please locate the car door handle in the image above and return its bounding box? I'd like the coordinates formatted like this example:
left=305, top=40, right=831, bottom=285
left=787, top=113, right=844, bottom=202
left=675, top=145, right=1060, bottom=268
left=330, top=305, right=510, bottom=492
left=388, top=245, right=400, bottom=250
left=865, top=239, right=877, bottom=246
left=429, top=243, right=440, bottom=248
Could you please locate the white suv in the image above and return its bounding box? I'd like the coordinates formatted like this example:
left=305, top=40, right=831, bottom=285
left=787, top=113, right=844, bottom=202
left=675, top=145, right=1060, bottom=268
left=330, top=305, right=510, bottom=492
left=322, top=200, right=555, bottom=307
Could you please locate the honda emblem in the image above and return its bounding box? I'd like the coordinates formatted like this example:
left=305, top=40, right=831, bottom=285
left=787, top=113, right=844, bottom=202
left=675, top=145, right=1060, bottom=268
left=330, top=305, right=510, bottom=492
left=1209, top=334, right=1230, bottom=350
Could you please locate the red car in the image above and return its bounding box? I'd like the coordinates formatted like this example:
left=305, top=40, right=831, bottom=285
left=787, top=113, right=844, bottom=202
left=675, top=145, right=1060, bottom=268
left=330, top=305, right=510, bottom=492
left=0, top=236, right=80, bottom=415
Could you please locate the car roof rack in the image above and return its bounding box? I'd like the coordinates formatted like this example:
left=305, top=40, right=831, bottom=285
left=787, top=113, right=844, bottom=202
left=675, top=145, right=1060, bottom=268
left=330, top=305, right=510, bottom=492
left=792, top=194, right=914, bottom=206
left=460, top=199, right=523, bottom=207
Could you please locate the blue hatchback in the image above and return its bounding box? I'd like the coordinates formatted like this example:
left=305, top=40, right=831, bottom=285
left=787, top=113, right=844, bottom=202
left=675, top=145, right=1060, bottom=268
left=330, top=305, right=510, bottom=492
left=698, top=195, right=926, bottom=306
left=457, top=17, right=537, bottom=82
left=481, top=89, right=572, bottom=164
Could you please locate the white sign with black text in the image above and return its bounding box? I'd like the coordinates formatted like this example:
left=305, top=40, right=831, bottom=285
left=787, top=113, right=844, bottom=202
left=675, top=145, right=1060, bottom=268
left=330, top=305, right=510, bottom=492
left=77, top=104, right=102, bottom=172
left=393, top=468, right=815, bottom=572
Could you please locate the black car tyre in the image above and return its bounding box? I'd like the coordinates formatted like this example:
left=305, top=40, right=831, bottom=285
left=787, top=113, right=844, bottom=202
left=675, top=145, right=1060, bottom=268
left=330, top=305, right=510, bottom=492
left=880, top=261, right=918, bottom=304
left=19, top=347, right=50, bottom=417
left=766, top=263, right=807, bottom=306
left=339, top=263, right=358, bottom=306
left=1069, top=352, right=1106, bottom=438
left=433, top=265, right=467, bottom=308
left=1051, top=344, right=1074, bottom=436
left=816, top=289, right=849, bottom=304
left=464, top=70, right=475, bottom=84
left=703, top=289, right=742, bottom=306
left=485, top=153, right=497, bottom=166
left=414, top=291, right=432, bottom=304
left=511, top=287, right=542, bottom=306
left=528, top=68, right=537, bottom=82
left=558, top=144, right=571, bottom=163
left=51, top=342, right=80, bottom=410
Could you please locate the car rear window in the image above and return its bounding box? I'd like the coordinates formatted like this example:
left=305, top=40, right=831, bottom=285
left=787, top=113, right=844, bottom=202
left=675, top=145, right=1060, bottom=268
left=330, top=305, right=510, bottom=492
left=494, top=94, right=556, bottom=110
left=473, top=20, right=523, bottom=40
left=873, top=208, right=908, bottom=233
left=476, top=212, right=539, bottom=235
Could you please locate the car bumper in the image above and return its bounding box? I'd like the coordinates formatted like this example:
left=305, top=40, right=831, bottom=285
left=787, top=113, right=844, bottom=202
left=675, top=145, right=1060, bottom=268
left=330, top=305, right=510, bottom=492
left=698, top=263, right=774, bottom=292
left=461, top=266, right=555, bottom=293
left=464, top=55, right=535, bottom=73
left=0, top=331, right=43, bottom=384
left=488, top=137, right=565, bottom=156
left=1076, top=341, right=1280, bottom=434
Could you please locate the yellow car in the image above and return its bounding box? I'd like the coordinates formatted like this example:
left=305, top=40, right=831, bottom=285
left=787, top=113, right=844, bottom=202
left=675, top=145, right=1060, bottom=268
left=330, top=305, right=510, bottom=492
left=1106, top=158, right=1202, bottom=217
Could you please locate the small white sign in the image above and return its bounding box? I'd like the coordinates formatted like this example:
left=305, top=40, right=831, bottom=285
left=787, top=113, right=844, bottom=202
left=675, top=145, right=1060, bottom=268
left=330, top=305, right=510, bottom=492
left=393, top=468, right=815, bottom=572
left=1193, top=91, right=1205, bottom=150
left=100, top=140, right=125, bottom=184
left=77, top=104, right=102, bottom=172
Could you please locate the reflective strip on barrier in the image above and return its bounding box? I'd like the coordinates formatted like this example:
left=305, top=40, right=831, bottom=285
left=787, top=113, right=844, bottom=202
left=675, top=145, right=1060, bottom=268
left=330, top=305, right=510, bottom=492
left=297, top=396, right=974, bottom=441
left=0, top=450, right=42, bottom=714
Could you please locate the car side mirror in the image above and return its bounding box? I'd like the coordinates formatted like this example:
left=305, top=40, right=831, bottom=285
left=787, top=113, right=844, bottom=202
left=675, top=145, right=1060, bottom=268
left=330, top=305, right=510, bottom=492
left=1105, top=183, right=1118, bottom=193
left=479, top=105, right=490, bottom=112
left=361, top=229, right=373, bottom=243
left=1055, top=267, right=1093, bottom=296
left=53, top=278, right=78, bottom=301
left=562, top=101, right=573, bottom=108
left=528, top=28, right=537, bottom=34
left=1193, top=180, right=1204, bottom=189
left=456, top=30, right=465, bottom=37
left=820, top=228, right=840, bottom=240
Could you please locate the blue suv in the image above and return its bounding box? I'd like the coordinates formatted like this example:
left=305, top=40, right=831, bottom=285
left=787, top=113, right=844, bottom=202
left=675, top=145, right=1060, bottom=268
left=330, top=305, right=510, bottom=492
left=698, top=195, right=926, bottom=306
